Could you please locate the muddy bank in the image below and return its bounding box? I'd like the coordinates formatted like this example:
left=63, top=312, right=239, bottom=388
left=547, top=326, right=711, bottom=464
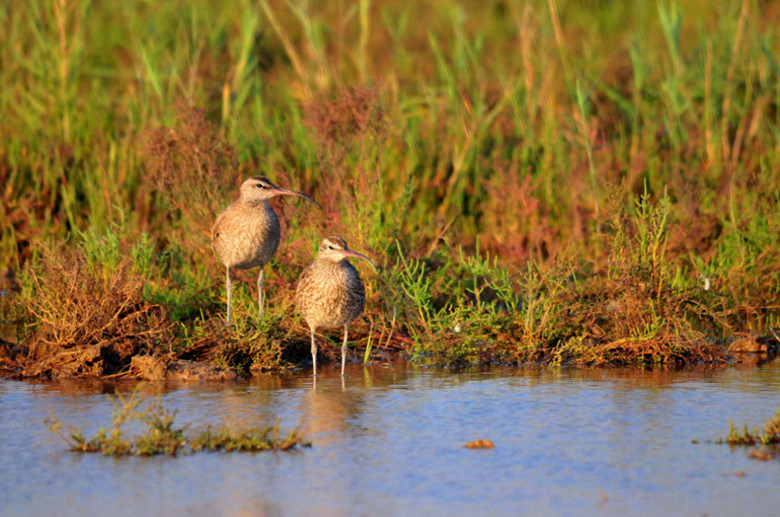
left=0, top=346, right=235, bottom=382
left=1, top=331, right=777, bottom=382
left=2, top=251, right=777, bottom=381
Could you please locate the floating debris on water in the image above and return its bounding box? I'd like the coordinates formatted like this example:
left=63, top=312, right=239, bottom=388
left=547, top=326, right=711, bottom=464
left=748, top=449, right=775, bottom=461
left=464, top=439, right=495, bottom=449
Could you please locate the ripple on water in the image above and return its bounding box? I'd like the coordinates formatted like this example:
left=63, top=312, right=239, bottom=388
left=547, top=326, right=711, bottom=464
left=2, top=362, right=780, bottom=517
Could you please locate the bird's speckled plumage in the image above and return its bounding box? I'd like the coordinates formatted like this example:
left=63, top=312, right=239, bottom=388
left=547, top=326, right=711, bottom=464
left=212, top=176, right=318, bottom=324
left=212, top=197, right=281, bottom=270
left=295, top=236, right=376, bottom=377
left=296, top=245, right=366, bottom=329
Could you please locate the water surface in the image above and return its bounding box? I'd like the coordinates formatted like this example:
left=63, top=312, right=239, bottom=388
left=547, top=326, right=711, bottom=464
left=2, top=362, right=780, bottom=516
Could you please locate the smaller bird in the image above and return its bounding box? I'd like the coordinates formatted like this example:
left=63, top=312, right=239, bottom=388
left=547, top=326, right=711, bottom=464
left=212, top=176, right=319, bottom=325
left=295, top=236, right=377, bottom=377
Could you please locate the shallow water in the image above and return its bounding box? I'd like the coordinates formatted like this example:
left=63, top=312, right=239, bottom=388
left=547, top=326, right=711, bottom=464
left=2, top=362, right=780, bottom=517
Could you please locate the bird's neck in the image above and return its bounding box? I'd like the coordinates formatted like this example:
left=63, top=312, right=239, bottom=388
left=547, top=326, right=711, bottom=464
left=242, top=198, right=271, bottom=208
left=318, top=259, right=355, bottom=274
left=240, top=199, right=277, bottom=217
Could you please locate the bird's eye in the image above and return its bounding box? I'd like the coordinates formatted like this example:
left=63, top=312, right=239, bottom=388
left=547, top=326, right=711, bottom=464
left=327, top=245, right=334, bottom=250
left=256, top=183, right=267, bottom=189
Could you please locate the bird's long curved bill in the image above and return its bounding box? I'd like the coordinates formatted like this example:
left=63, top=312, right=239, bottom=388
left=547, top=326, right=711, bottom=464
left=272, top=187, right=321, bottom=209
left=343, top=250, right=378, bottom=273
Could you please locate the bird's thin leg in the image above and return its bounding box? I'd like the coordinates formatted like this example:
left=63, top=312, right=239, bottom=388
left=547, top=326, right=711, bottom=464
left=341, top=325, right=349, bottom=377
left=257, top=267, right=265, bottom=322
left=225, top=267, right=232, bottom=325
left=310, top=328, right=318, bottom=377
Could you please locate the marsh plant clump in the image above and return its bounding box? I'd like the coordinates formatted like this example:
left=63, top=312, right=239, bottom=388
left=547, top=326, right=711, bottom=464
left=46, top=389, right=308, bottom=456
left=725, top=406, right=780, bottom=447
left=20, top=240, right=175, bottom=378
left=2, top=0, right=779, bottom=377
left=712, top=404, right=780, bottom=461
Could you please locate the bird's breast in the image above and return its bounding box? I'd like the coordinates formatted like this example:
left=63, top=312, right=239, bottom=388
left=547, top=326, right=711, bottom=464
left=212, top=202, right=281, bottom=269
left=295, top=262, right=366, bottom=329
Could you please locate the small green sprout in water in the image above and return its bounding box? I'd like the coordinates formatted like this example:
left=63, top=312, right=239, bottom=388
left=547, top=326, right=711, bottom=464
left=725, top=406, right=780, bottom=447
left=726, top=421, right=763, bottom=446
left=711, top=405, right=780, bottom=460
left=46, top=388, right=309, bottom=456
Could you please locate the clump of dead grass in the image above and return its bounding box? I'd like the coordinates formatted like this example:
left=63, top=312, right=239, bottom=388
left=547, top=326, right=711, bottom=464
left=20, top=246, right=173, bottom=377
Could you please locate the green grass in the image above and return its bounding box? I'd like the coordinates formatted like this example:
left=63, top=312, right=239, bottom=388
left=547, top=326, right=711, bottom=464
left=46, top=387, right=308, bottom=456
left=719, top=404, right=780, bottom=448
left=1, top=0, right=779, bottom=376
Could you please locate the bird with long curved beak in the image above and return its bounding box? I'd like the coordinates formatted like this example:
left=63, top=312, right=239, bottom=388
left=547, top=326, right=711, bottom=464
left=295, top=236, right=377, bottom=377
left=212, top=176, right=320, bottom=325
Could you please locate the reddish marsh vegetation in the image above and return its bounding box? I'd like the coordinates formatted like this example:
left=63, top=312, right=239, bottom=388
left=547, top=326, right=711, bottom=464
left=1, top=0, right=778, bottom=378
